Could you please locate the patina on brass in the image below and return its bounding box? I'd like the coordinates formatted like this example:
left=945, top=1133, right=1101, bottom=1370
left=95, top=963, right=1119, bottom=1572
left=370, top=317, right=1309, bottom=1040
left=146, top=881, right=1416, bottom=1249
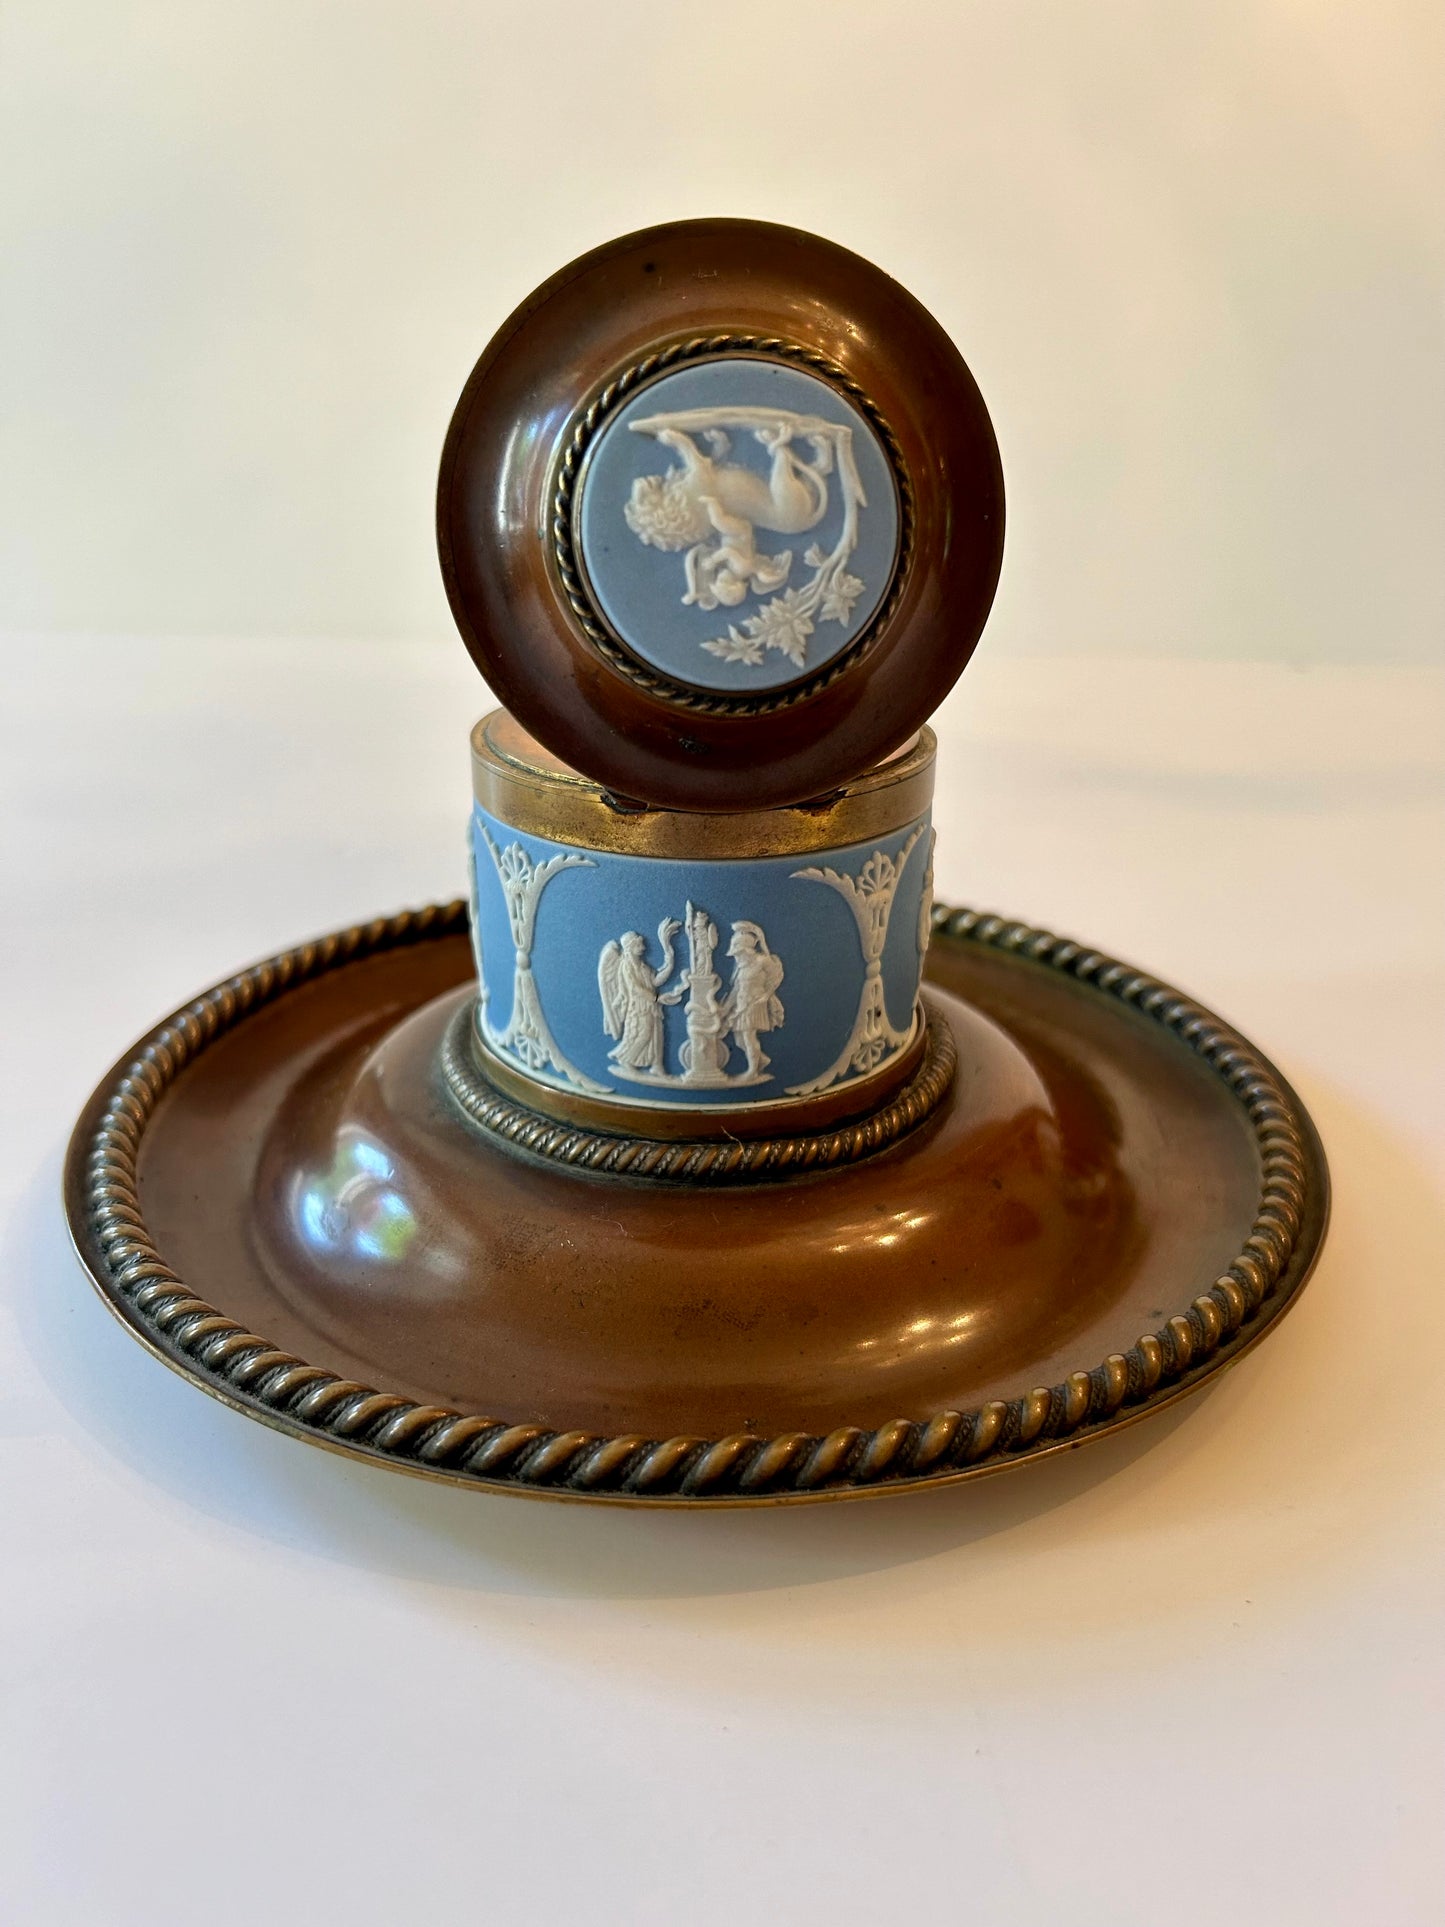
left=63, top=901, right=1329, bottom=1506
left=472, top=710, right=935, bottom=859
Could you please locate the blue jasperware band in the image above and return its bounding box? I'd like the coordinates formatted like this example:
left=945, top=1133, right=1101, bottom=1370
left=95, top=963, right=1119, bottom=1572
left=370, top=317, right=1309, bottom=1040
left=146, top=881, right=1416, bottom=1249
left=468, top=804, right=934, bottom=1114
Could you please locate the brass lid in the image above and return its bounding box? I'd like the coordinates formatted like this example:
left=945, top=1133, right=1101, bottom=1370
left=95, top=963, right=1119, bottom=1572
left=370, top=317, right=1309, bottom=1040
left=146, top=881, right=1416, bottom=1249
left=439, top=218, right=1002, bottom=813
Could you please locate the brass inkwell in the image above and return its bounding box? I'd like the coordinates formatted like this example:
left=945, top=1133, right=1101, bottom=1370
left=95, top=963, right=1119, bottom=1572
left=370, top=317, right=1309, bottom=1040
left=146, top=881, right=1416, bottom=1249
left=65, top=220, right=1329, bottom=1504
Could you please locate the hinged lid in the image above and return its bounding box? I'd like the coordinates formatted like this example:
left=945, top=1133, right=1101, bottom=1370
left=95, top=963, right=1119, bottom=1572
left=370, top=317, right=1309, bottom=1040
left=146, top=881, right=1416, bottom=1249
left=438, top=218, right=1003, bottom=811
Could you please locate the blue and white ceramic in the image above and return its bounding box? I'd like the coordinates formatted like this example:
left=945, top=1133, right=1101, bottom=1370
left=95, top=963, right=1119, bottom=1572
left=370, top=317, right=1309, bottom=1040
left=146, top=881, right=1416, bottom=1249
left=469, top=804, right=933, bottom=1112
left=575, top=357, right=901, bottom=695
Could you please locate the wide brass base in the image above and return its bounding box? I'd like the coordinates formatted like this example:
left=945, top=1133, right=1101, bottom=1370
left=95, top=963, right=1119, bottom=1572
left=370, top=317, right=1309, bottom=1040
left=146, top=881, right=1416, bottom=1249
left=65, top=902, right=1327, bottom=1504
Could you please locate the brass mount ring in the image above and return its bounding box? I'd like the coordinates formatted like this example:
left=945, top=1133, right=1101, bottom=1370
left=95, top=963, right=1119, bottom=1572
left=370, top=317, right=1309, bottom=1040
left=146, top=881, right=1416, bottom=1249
left=439, top=996, right=956, bottom=1180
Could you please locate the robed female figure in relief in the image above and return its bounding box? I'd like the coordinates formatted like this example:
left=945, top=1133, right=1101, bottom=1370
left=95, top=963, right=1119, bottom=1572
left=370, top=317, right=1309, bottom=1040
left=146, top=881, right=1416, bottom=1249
left=598, top=919, right=682, bottom=1077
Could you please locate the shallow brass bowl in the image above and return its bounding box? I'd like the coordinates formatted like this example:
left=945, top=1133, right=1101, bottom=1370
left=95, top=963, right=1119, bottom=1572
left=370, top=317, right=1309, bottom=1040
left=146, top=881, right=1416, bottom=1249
left=64, top=901, right=1327, bottom=1506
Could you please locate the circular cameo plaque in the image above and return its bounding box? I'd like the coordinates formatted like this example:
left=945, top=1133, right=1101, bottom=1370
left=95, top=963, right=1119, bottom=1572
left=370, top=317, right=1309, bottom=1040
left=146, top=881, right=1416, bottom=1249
left=573, top=357, right=902, bottom=696
left=439, top=219, right=1003, bottom=812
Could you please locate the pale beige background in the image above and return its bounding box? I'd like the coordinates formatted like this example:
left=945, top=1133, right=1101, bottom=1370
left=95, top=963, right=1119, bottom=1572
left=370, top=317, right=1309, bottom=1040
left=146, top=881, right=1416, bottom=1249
left=2, top=0, right=1441, bottom=661
left=3, top=10, right=1444, bottom=1927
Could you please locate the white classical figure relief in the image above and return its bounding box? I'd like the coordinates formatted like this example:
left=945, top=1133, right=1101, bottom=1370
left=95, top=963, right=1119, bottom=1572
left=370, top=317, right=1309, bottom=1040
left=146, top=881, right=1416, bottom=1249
left=787, top=826, right=925, bottom=1096
left=599, top=903, right=784, bottom=1089
left=723, top=919, right=787, bottom=1079
left=476, top=825, right=609, bottom=1094
left=622, top=405, right=869, bottom=669
left=597, top=916, right=683, bottom=1079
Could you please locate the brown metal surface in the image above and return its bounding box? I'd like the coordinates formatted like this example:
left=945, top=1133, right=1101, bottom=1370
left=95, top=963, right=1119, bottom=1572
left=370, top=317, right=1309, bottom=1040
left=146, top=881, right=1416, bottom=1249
left=437, top=220, right=1004, bottom=811
left=64, top=904, right=1327, bottom=1503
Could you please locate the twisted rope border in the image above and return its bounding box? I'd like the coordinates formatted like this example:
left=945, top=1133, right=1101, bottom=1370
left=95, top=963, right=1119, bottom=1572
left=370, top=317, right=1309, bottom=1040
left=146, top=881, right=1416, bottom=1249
left=74, top=899, right=1318, bottom=1502
left=439, top=998, right=955, bottom=1181
left=551, top=335, right=915, bottom=717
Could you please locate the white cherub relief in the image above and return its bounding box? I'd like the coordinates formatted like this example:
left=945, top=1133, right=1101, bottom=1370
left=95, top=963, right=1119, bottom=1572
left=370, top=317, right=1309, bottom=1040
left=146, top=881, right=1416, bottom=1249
left=622, top=403, right=871, bottom=670
left=625, top=418, right=833, bottom=614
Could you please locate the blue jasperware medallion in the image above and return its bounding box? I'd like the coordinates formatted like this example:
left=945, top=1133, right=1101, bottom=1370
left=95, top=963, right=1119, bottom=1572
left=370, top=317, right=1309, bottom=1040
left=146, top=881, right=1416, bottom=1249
left=573, top=357, right=902, bottom=696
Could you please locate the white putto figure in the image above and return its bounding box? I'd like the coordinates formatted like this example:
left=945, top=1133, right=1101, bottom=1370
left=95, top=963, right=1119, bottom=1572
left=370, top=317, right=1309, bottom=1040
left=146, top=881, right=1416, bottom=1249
left=598, top=919, right=682, bottom=1077
left=622, top=404, right=869, bottom=670
left=721, top=921, right=785, bottom=1079
left=624, top=417, right=833, bottom=613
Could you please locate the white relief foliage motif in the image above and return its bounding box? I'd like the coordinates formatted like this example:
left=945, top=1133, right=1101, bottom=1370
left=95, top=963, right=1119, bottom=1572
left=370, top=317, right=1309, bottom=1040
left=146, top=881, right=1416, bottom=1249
left=622, top=405, right=869, bottom=670
left=476, top=825, right=609, bottom=1094
left=599, top=902, right=785, bottom=1088
left=786, top=826, right=926, bottom=1096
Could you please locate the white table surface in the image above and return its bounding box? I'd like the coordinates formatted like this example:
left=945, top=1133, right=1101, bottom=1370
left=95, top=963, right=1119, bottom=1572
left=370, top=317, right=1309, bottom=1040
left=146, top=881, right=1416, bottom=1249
left=3, top=637, right=1442, bottom=1926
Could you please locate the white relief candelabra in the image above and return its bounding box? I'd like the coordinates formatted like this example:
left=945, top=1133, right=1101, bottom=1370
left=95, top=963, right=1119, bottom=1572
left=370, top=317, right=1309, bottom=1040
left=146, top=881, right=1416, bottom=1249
left=477, top=824, right=607, bottom=1093
left=786, top=826, right=926, bottom=1096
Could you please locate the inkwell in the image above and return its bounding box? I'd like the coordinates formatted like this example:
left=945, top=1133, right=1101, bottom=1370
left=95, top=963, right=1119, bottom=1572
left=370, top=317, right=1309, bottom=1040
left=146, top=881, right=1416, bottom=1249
left=66, top=221, right=1328, bottom=1502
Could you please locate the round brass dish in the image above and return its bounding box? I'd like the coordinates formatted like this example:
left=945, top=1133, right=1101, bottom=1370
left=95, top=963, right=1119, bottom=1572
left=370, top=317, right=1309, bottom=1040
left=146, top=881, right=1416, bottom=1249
left=64, top=901, right=1327, bottom=1506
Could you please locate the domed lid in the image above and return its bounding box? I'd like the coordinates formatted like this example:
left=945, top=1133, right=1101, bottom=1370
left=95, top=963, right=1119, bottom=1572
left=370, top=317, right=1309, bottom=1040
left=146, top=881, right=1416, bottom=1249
left=438, top=218, right=1003, bottom=812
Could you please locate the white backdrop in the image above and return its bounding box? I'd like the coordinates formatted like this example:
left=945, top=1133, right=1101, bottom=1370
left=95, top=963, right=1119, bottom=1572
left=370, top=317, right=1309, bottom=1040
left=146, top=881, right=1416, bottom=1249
left=4, top=11, right=1445, bottom=1926
left=2, top=0, right=1441, bottom=663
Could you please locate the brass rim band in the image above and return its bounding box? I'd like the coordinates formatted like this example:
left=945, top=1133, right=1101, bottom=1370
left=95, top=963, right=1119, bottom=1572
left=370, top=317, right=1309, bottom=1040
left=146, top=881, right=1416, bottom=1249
left=440, top=995, right=957, bottom=1182
left=470, top=710, right=936, bottom=858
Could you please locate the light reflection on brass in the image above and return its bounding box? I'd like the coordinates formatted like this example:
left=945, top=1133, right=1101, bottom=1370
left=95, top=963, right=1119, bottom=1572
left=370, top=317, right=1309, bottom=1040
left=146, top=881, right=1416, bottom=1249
left=293, top=1128, right=418, bottom=1266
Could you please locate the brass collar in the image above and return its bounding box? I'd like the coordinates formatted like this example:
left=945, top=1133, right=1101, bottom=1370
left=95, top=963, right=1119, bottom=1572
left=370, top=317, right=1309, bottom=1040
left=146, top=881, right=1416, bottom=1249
left=470, top=710, right=935, bottom=858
